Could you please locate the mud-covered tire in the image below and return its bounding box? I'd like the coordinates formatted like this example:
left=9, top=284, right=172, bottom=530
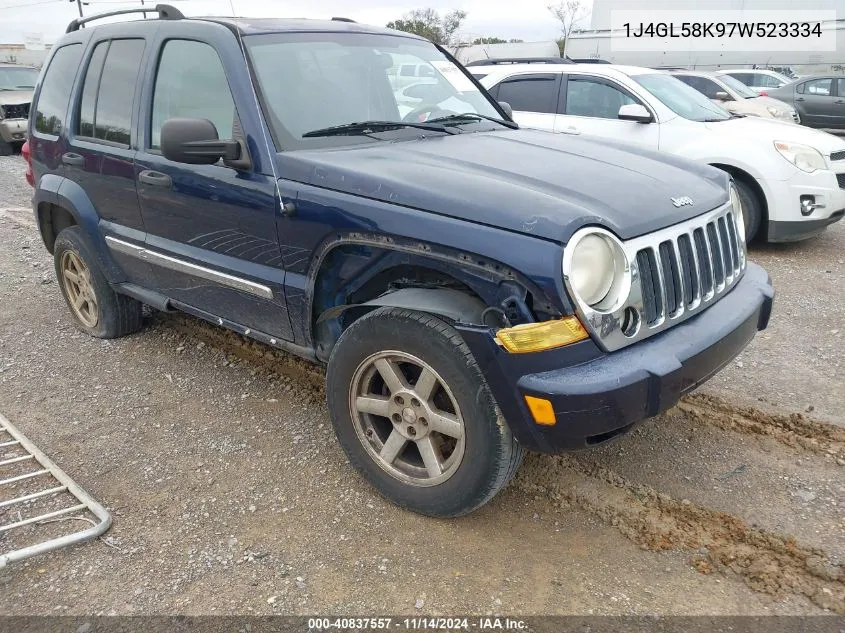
left=53, top=226, right=143, bottom=338
left=734, top=179, right=762, bottom=242
left=326, top=307, right=525, bottom=517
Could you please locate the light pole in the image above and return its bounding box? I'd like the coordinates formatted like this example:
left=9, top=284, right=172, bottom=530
left=69, top=0, right=83, bottom=18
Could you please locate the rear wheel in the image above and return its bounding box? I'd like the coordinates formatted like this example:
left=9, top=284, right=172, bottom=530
left=54, top=226, right=143, bottom=338
left=326, top=307, right=525, bottom=517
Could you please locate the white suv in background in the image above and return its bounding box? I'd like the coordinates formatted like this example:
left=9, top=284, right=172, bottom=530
left=478, top=64, right=845, bottom=242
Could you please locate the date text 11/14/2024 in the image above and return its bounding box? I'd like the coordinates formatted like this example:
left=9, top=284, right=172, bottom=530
left=307, top=618, right=528, bottom=630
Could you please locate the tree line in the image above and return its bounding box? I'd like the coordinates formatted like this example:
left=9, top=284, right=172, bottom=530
left=385, top=2, right=587, bottom=55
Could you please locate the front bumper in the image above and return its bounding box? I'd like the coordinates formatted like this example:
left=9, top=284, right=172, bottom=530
left=762, top=167, right=845, bottom=241
left=0, top=119, right=27, bottom=143
left=458, top=263, right=774, bottom=453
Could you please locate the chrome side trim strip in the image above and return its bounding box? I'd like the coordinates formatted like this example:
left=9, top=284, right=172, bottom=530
left=105, top=236, right=274, bottom=300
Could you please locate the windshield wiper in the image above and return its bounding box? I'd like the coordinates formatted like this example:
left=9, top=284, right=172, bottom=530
left=427, top=113, right=519, bottom=129
left=302, top=120, right=457, bottom=138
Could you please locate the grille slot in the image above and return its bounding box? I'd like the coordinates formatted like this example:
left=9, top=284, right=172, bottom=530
left=830, top=150, right=845, bottom=162
left=1, top=102, right=30, bottom=120
left=693, top=228, right=713, bottom=296
left=636, top=249, right=662, bottom=325
left=677, top=234, right=697, bottom=306
left=837, top=173, right=845, bottom=189
left=658, top=241, right=681, bottom=316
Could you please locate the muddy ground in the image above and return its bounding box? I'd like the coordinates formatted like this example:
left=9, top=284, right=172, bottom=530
left=0, top=153, right=843, bottom=616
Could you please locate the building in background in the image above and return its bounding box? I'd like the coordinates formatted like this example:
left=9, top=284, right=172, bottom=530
left=0, top=43, right=51, bottom=67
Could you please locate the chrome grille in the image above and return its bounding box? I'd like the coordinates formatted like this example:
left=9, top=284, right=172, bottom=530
left=830, top=150, right=845, bottom=162
left=565, top=201, right=746, bottom=352
left=636, top=209, right=743, bottom=330
left=1, top=102, right=30, bottom=120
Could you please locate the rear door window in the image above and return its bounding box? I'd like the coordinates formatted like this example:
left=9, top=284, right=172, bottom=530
left=496, top=73, right=559, bottom=114
left=75, top=39, right=145, bottom=146
left=727, top=72, right=753, bottom=86
left=34, top=44, right=83, bottom=136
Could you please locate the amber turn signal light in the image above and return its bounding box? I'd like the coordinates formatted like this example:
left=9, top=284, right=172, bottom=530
left=495, top=316, right=588, bottom=354
left=524, top=395, right=556, bottom=426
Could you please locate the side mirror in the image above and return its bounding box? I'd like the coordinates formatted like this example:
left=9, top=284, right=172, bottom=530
left=714, top=91, right=732, bottom=101
left=161, top=118, right=242, bottom=166
left=498, top=101, right=514, bottom=119
left=618, top=103, right=653, bottom=123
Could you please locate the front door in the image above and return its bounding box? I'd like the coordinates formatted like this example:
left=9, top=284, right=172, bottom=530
left=134, top=37, right=291, bottom=340
left=796, top=78, right=839, bottom=128
left=556, top=74, right=660, bottom=149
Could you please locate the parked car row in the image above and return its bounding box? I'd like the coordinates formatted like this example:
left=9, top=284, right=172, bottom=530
left=465, top=62, right=845, bottom=243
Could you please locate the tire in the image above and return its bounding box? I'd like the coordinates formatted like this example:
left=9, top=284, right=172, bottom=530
left=326, top=307, right=525, bottom=517
left=733, top=179, right=762, bottom=243
left=53, top=226, right=143, bottom=338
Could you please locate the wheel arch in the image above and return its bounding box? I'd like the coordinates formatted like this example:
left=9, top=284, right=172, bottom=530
left=709, top=162, right=769, bottom=229
left=307, top=238, right=554, bottom=362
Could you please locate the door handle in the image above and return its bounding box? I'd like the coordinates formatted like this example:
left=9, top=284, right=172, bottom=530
left=138, top=170, right=172, bottom=188
left=561, top=126, right=581, bottom=135
left=795, top=97, right=805, bottom=102
left=835, top=100, right=845, bottom=104
left=62, top=152, right=84, bottom=167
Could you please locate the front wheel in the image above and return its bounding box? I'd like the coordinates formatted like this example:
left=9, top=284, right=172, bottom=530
left=326, top=307, right=525, bottom=517
left=733, top=179, right=763, bottom=242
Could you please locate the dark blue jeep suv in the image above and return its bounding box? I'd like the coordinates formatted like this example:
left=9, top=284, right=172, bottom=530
left=24, top=5, right=774, bottom=516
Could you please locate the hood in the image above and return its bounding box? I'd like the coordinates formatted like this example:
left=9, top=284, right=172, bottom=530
left=705, top=116, right=845, bottom=156
left=278, top=129, right=729, bottom=242
left=0, top=90, right=32, bottom=106
left=718, top=98, right=775, bottom=118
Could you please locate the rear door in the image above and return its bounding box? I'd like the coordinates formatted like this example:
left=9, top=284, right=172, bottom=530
left=65, top=38, right=156, bottom=286
left=796, top=78, right=838, bottom=127
left=134, top=32, right=290, bottom=340
left=556, top=73, right=660, bottom=149
left=487, top=72, right=560, bottom=130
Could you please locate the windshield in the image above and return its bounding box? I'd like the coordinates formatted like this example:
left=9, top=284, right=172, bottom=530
left=244, top=32, right=505, bottom=149
left=0, top=67, right=38, bottom=90
left=718, top=74, right=758, bottom=99
left=635, top=73, right=732, bottom=122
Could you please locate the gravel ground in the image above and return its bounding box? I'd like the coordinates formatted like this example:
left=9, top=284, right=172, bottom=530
left=0, top=152, right=843, bottom=616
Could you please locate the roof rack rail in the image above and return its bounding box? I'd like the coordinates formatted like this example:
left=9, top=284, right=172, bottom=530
left=331, top=17, right=356, bottom=23
left=464, top=57, right=572, bottom=67
left=66, top=3, right=184, bottom=33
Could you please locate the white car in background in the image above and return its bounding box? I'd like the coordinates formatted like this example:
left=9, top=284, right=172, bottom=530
left=477, top=64, right=845, bottom=242
left=716, top=69, right=795, bottom=96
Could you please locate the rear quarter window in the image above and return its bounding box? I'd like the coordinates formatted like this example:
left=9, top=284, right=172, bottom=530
left=34, top=44, right=83, bottom=136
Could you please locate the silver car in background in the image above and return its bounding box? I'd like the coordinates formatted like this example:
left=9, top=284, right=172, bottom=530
left=669, top=70, right=799, bottom=124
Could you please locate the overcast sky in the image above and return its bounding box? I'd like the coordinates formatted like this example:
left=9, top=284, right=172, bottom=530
left=0, top=0, right=594, bottom=44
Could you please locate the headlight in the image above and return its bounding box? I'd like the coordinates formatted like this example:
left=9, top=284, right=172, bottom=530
left=564, top=229, right=630, bottom=311
left=766, top=105, right=785, bottom=118
left=774, top=141, right=827, bottom=173
left=0, top=105, right=5, bottom=120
